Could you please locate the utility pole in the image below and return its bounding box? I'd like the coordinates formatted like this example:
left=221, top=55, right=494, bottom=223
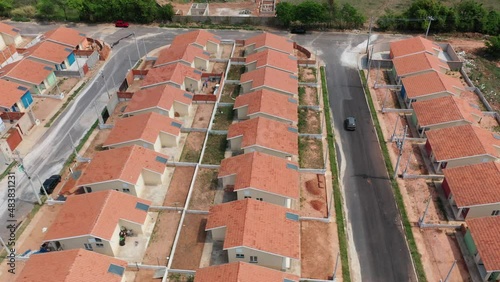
left=443, top=260, right=457, bottom=282
left=391, top=116, right=400, bottom=142
left=142, top=39, right=148, bottom=58
left=14, top=151, right=42, bottom=205
left=365, top=17, right=374, bottom=54
left=418, top=195, right=432, bottom=227
left=382, top=88, right=390, bottom=111
left=132, top=33, right=141, bottom=60
left=36, top=174, right=49, bottom=199
left=403, top=153, right=412, bottom=175
left=393, top=125, right=408, bottom=178
left=332, top=251, right=340, bottom=282
left=127, top=53, right=133, bottom=69
left=100, top=71, right=111, bottom=99
left=425, top=16, right=435, bottom=38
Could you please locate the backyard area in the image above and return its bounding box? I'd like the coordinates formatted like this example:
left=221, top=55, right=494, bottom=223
left=301, top=220, right=339, bottom=280
left=163, top=167, right=196, bottom=207
left=299, top=86, right=319, bottom=105
left=227, top=65, right=245, bottom=80
left=299, top=173, right=328, bottom=217
left=220, top=83, right=240, bottom=103
left=299, top=67, right=317, bottom=83
left=170, top=213, right=208, bottom=270
left=298, top=136, right=325, bottom=169
left=201, top=134, right=227, bottom=164
left=298, top=108, right=321, bottom=134
left=142, top=211, right=182, bottom=266
left=191, top=104, right=215, bottom=128
left=188, top=168, right=220, bottom=210
left=212, top=106, right=234, bottom=130
left=179, top=132, right=205, bottom=163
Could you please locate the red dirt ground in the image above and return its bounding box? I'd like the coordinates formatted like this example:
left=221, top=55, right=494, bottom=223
left=170, top=213, right=208, bottom=270
left=163, top=167, right=196, bottom=207
left=142, top=211, right=182, bottom=266
left=301, top=220, right=338, bottom=280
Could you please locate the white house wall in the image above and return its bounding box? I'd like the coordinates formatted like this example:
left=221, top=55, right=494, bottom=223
left=236, top=189, right=288, bottom=207
left=227, top=247, right=285, bottom=270
left=465, top=203, right=500, bottom=219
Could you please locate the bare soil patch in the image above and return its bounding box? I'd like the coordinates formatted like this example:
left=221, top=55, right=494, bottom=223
left=298, top=108, right=321, bottom=134
left=130, top=268, right=157, bottom=282
left=170, top=214, right=208, bottom=270
left=212, top=62, right=228, bottom=73
left=299, top=67, right=317, bottom=83
left=299, top=136, right=324, bottom=169
left=143, top=211, right=182, bottom=266
left=179, top=132, right=205, bottom=162
left=299, top=86, right=319, bottom=105
left=191, top=104, right=215, bottom=128
left=299, top=173, right=328, bottom=217
left=189, top=168, right=219, bottom=210
left=209, top=2, right=258, bottom=16
left=301, top=221, right=338, bottom=280
left=163, top=167, right=196, bottom=206
left=220, top=44, right=233, bottom=60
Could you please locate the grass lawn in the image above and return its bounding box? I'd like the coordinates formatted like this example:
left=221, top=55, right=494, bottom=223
left=220, top=84, right=240, bottom=103
left=468, top=55, right=500, bottom=113
left=298, top=136, right=325, bottom=169
left=227, top=65, right=245, bottom=80
left=202, top=134, right=227, bottom=164
left=212, top=106, right=234, bottom=130
left=298, top=108, right=321, bottom=134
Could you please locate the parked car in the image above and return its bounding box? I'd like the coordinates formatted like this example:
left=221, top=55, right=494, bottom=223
left=115, top=20, right=129, bottom=28
left=344, top=117, right=356, bottom=131
left=40, top=175, right=61, bottom=195
left=290, top=27, right=307, bottom=34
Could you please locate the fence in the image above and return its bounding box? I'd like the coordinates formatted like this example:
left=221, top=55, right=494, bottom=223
left=193, top=94, right=217, bottom=102
left=294, top=42, right=312, bottom=58
left=460, top=68, right=500, bottom=124
left=172, top=15, right=276, bottom=25
left=235, top=39, right=245, bottom=46
left=54, top=70, right=82, bottom=77
left=298, top=59, right=316, bottom=66
left=117, top=92, right=134, bottom=99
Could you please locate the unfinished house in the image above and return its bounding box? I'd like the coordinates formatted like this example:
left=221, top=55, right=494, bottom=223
left=240, top=67, right=298, bottom=96
left=245, top=49, right=297, bottom=74
left=194, top=262, right=300, bottom=282
left=171, top=29, right=221, bottom=55
left=244, top=32, right=295, bottom=55
left=140, top=62, right=202, bottom=92
left=154, top=44, right=210, bottom=71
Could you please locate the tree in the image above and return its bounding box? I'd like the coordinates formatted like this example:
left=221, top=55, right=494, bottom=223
left=455, top=0, right=486, bottom=32
left=485, top=35, right=500, bottom=58
left=294, top=1, right=328, bottom=25
left=483, top=10, right=500, bottom=35
left=0, top=0, right=13, bottom=17
left=338, top=3, right=365, bottom=29
left=157, top=3, right=174, bottom=22
left=275, top=2, right=296, bottom=27
left=403, top=0, right=445, bottom=31
left=36, top=0, right=58, bottom=20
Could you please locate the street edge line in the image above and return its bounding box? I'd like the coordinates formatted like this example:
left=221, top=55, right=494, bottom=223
left=45, top=81, right=87, bottom=128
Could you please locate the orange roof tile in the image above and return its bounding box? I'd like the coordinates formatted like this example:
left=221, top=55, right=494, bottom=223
left=141, top=62, right=202, bottom=88
left=0, top=80, right=29, bottom=108
left=245, top=32, right=295, bottom=54
left=393, top=53, right=449, bottom=77
left=227, top=117, right=298, bottom=156
left=155, top=44, right=209, bottom=67
left=234, top=89, right=298, bottom=123
left=103, top=112, right=181, bottom=147
left=245, top=49, right=297, bottom=73
left=412, top=96, right=482, bottom=127
left=44, top=26, right=86, bottom=48
left=219, top=152, right=299, bottom=199
left=390, top=36, right=442, bottom=58
left=0, top=22, right=20, bottom=37
left=402, top=71, right=464, bottom=99
left=124, top=84, right=193, bottom=115
left=426, top=124, right=500, bottom=161
left=16, top=249, right=127, bottom=282
left=443, top=162, right=500, bottom=207
left=466, top=216, right=500, bottom=272
left=44, top=190, right=151, bottom=241
left=77, top=145, right=168, bottom=186
left=206, top=199, right=300, bottom=259
left=240, top=67, right=298, bottom=95
left=194, top=262, right=300, bottom=282
left=27, top=40, right=73, bottom=64
left=171, top=30, right=221, bottom=49
left=0, top=58, right=53, bottom=85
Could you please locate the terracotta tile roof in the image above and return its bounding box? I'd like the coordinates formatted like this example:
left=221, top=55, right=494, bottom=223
left=103, top=112, right=181, bottom=147
left=466, top=216, right=500, bottom=272
left=155, top=44, right=209, bottom=67
left=234, top=89, right=298, bottom=123
left=393, top=53, right=449, bottom=77
left=390, top=36, right=442, bottom=58
left=141, top=62, right=202, bottom=88
left=171, top=30, right=221, bottom=49
left=0, top=22, right=20, bottom=37
left=412, top=96, right=482, bottom=127
left=124, top=84, right=193, bottom=115
left=27, top=40, right=73, bottom=64
left=227, top=117, right=298, bottom=156
left=44, top=190, right=151, bottom=241
left=194, top=261, right=300, bottom=282
left=240, top=67, right=298, bottom=95
left=77, top=145, right=168, bottom=186
left=0, top=79, right=29, bottom=108
left=0, top=58, right=53, bottom=85
left=443, top=162, right=500, bottom=207
left=426, top=124, right=500, bottom=161
left=16, top=249, right=128, bottom=282
left=245, top=32, right=295, bottom=54
left=219, top=152, right=299, bottom=199
left=402, top=71, right=464, bottom=99
left=206, top=199, right=300, bottom=259
left=245, top=49, right=297, bottom=73
left=44, top=26, right=86, bottom=48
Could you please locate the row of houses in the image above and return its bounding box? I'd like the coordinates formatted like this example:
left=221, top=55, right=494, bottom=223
left=389, top=36, right=500, bottom=282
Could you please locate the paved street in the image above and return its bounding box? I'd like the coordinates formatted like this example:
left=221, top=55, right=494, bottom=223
left=0, top=23, right=414, bottom=281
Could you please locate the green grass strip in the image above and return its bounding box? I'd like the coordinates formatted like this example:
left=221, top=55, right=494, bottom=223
left=59, top=119, right=99, bottom=175
left=359, top=70, right=426, bottom=282
left=320, top=67, right=351, bottom=282
left=0, top=161, right=18, bottom=181
left=45, top=82, right=87, bottom=128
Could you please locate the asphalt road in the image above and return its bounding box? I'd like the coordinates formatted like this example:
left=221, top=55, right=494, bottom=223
left=0, top=23, right=414, bottom=281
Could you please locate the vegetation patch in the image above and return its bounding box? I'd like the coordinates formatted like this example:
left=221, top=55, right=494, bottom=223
left=45, top=82, right=86, bottom=128
left=227, top=65, right=245, bottom=80
left=202, top=134, right=227, bottom=165
left=220, top=84, right=240, bottom=103
left=59, top=119, right=99, bottom=175
left=298, top=136, right=324, bottom=169
left=212, top=106, right=234, bottom=130
left=298, top=108, right=321, bottom=134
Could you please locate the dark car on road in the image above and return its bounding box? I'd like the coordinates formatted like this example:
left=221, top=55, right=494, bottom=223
left=344, top=117, right=356, bottom=131
left=290, top=26, right=307, bottom=34
left=40, top=175, right=61, bottom=195
left=115, top=20, right=129, bottom=28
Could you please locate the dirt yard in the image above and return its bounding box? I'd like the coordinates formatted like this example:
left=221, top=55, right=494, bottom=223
left=299, top=86, right=319, bottom=105
left=179, top=132, right=205, bottom=163
left=188, top=168, right=219, bottom=210
left=163, top=167, right=196, bottom=207
left=299, top=173, right=328, bottom=217
left=211, top=62, right=228, bottom=73
left=299, top=137, right=325, bottom=169
left=298, top=108, right=321, bottom=134
left=220, top=84, right=239, bottom=103
left=299, top=67, right=317, bottom=83
left=142, top=211, right=182, bottom=266
left=170, top=213, right=208, bottom=270
left=130, top=269, right=157, bottom=282
left=191, top=104, right=215, bottom=128
left=209, top=2, right=258, bottom=16
left=220, top=44, right=233, bottom=60
left=301, top=220, right=339, bottom=280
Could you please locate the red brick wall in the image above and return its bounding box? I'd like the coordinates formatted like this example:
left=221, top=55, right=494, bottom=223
left=193, top=94, right=216, bottom=102
left=117, top=92, right=134, bottom=99
left=6, top=128, right=22, bottom=151
left=0, top=112, right=24, bottom=121
left=294, top=42, right=312, bottom=58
